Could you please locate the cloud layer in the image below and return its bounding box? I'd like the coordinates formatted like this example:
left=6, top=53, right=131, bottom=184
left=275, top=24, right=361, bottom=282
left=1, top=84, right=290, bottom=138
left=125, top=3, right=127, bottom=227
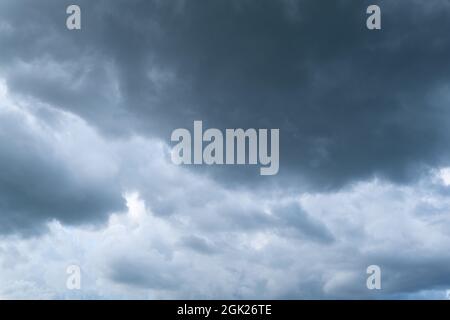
left=0, top=0, right=450, bottom=299
left=2, top=0, right=450, bottom=188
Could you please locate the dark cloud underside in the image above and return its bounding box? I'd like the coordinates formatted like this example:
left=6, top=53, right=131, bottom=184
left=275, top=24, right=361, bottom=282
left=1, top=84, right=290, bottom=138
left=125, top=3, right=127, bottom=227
left=1, top=0, right=450, bottom=190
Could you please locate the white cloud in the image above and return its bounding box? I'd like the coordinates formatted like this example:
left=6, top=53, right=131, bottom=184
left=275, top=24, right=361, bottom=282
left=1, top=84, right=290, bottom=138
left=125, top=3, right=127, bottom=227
left=1, top=120, right=450, bottom=298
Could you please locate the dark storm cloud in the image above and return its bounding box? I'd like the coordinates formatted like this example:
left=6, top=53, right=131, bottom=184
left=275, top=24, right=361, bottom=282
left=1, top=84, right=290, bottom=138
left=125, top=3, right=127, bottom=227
left=1, top=0, right=450, bottom=189
left=2, top=0, right=450, bottom=299
left=0, top=102, right=125, bottom=236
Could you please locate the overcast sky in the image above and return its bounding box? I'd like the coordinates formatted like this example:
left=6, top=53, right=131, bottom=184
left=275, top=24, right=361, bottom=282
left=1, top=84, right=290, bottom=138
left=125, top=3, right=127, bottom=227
left=1, top=0, right=450, bottom=299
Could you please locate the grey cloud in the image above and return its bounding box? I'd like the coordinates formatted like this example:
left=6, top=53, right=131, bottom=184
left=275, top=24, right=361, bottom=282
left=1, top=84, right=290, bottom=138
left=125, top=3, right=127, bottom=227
left=1, top=0, right=450, bottom=189
left=0, top=101, right=125, bottom=235
left=179, top=235, right=218, bottom=255
left=108, top=257, right=179, bottom=290
left=1, top=0, right=450, bottom=300
left=380, top=256, right=450, bottom=296
left=273, top=203, right=335, bottom=244
left=1, top=170, right=450, bottom=298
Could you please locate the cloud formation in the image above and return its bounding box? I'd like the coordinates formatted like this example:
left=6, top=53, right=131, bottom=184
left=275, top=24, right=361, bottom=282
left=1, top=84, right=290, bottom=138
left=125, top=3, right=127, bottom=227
left=2, top=0, right=450, bottom=188
left=2, top=167, right=450, bottom=299
left=0, top=81, right=124, bottom=235
left=0, top=0, right=450, bottom=299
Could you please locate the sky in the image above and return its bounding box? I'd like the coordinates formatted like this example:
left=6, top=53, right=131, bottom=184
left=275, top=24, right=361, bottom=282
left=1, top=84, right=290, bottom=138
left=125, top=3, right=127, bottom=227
left=1, top=0, right=450, bottom=299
